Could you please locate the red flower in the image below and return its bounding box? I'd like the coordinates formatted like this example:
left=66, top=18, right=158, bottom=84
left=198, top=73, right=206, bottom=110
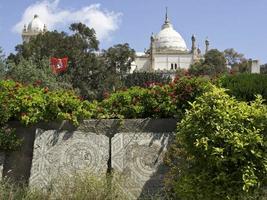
left=103, top=91, right=110, bottom=99
left=44, top=87, right=49, bottom=93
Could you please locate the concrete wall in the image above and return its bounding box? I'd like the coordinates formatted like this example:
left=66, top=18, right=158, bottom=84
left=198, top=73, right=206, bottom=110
left=1, top=119, right=177, bottom=199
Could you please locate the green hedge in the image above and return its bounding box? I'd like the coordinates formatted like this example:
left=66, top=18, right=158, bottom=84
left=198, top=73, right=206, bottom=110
left=219, top=73, right=267, bottom=102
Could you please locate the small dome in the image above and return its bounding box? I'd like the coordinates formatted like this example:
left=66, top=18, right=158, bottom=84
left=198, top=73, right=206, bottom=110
left=27, top=14, right=45, bottom=32
left=154, top=18, right=187, bottom=52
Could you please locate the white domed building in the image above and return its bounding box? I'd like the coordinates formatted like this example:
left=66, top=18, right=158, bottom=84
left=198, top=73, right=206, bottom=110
left=131, top=11, right=209, bottom=74
left=22, top=14, right=47, bottom=43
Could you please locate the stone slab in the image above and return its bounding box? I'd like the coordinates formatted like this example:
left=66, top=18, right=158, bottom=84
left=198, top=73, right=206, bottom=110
left=112, top=131, right=173, bottom=199
left=0, top=152, right=4, bottom=181
left=29, top=128, right=109, bottom=188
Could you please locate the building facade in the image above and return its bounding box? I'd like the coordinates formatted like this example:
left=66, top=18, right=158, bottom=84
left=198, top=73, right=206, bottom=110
left=131, top=11, right=209, bottom=74
left=22, top=14, right=47, bottom=43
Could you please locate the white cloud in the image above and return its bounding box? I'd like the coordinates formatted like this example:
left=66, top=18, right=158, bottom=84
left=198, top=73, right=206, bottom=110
left=13, top=0, right=122, bottom=41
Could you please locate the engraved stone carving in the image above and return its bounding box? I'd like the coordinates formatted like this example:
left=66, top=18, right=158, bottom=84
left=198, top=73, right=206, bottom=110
left=29, top=129, right=109, bottom=188
left=0, top=152, right=5, bottom=181
left=112, top=132, right=171, bottom=199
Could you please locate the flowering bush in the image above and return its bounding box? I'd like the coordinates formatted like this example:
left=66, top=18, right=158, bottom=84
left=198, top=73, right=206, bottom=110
left=0, top=80, right=96, bottom=151
left=0, top=80, right=94, bottom=126
left=96, top=76, right=211, bottom=119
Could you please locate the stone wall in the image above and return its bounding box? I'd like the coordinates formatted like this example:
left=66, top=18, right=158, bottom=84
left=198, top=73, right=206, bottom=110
left=1, top=119, right=177, bottom=199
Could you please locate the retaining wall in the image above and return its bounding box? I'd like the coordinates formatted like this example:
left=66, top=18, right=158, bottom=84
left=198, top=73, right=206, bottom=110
left=1, top=119, right=177, bottom=199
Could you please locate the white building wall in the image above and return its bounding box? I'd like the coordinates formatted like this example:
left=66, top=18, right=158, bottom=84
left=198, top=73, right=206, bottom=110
left=132, top=57, right=151, bottom=72
left=154, top=54, right=193, bottom=71
left=251, top=60, right=260, bottom=74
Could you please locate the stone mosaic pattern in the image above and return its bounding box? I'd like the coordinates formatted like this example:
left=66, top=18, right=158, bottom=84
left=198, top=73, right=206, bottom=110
left=29, top=129, right=109, bottom=188
left=19, top=119, right=176, bottom=199
left=0, top=152, right=4, bottom=181
left=112, top=132, right=171, bottom=199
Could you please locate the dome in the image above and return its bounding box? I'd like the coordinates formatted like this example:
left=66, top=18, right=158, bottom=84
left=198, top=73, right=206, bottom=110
left=154, top=16, right=187, bottom=52
left=27, top=14, right=45, bottom=32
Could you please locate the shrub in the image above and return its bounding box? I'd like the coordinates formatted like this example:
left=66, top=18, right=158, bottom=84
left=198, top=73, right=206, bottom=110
left=0, top=80, right=93, bottom=126
left=218, top=73, right=267, bottom=102
left=0, top=126, right=21, bottom=151
left=122, top=72, right=171, bottom=88
left=97, top=76, right=211, bottom=119
left=165, top=86, right=267, bottom=200
left=0, top=80, right=95, bottom=150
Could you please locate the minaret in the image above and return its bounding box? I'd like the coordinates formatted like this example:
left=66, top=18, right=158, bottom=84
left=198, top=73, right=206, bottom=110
left=205, top=38, right=210, bottom=54
left=150, top=32, right=155, bottom=72
left=191, top=34, right=197, bottom=60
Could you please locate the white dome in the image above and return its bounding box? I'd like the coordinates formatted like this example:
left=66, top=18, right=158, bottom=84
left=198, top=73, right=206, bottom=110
left=154, top=19, right=187, bottom=52
left=27, top=15, right=44, bottom=32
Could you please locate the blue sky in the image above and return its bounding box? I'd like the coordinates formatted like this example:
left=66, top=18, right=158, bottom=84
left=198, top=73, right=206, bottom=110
left=0, top=0, right=267, bottom=63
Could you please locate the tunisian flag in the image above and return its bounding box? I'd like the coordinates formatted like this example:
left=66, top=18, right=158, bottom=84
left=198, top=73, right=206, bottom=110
left=50, top=57, right=68, bottom=74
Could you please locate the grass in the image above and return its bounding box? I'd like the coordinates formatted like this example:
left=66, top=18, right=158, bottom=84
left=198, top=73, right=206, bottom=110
left=0, top=171, right=129, bottom=200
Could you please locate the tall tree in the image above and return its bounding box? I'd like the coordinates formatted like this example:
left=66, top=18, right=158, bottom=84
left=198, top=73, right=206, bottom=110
left=260, top=63, right=267, bottom=74
left=189, top=49, right=227, bottom=76
left=103, top=43, right=135, bottom=76
left=223, top=48, right=246, bottom=67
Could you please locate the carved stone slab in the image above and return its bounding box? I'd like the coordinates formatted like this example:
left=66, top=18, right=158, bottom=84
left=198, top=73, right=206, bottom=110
left=29, top=129, right=109, bottom=188
left=112, top=132, right=172, bottom=199
left=0, top=152, right=4, bottom=181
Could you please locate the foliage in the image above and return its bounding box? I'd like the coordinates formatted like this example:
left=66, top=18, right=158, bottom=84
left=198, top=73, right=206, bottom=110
left=218, top=73, right=267, bottom=102
left=0, top=171, right=128, bottom=200
left=122, top=72, right=171, bottom=88
left=260, top=63, right=267, bottom=74
left=223, top=48, right=251, bottom=73
left=7, top=23, right=103, bottom=100
left=0, top=47, right=6, bottom=79
left=0, top=80, right=93, bottom=126
left=6, top=57, right=73, bottom=90
left=0, top=126, right=21, bottom=151
left=189, top=49, right=227, bottom=76
left=7, top=24, right=137, bottom=100
left=96, top=76, right=211, bottom=119
left=224, top=48, right=246, bottom=67
left=103, top=43, right=135, bottom=76
left=165, top=86, right=267, bottom=200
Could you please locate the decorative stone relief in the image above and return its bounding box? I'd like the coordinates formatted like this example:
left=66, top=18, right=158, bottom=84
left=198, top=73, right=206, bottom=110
left=0, top=152, right=5, bottom=181
left=29, top=129, right=109, bottom=188
left=112, top=132, right=171, bottom=199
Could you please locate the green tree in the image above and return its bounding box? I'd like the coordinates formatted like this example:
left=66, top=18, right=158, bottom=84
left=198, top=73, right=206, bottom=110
left=7, top=23, right=137, bottom=100
left=260, top=63, right=267, bottom=74
left=7, top=23, right=107, bottom=99
left=103, top=43, right=135, bottom=76
left=0, top=47, right=6, bottom=79
left=224, top=48, right=251, bottom=73
left=189, top=49, right=227, bottom=76
left=224, top=48, right=245, bottom=67
left=6, top=57, right=72, bottom=90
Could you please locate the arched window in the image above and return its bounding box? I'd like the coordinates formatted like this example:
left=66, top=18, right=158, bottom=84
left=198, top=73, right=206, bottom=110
left=171, top=63, right=174, bottom=70
left=175, top=63, right=177, bottom=69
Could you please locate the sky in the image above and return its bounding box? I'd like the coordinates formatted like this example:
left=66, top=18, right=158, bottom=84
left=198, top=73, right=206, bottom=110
left=0, top=0, right=266, bottom=63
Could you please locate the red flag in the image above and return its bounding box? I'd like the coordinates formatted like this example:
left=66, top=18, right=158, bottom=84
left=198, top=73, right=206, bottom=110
left=50, top=57, right=68, bottom=74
